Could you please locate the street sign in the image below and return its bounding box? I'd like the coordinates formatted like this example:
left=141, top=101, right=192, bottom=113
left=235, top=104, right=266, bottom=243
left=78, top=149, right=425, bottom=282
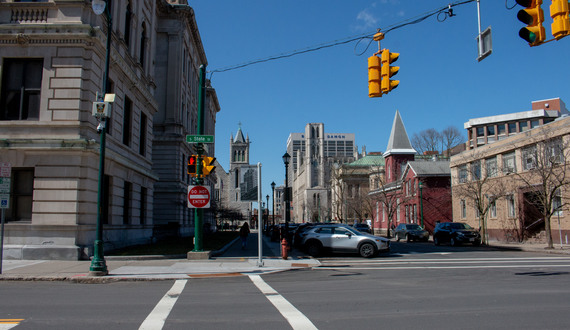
left=186, top=135, right=214, bottom=143
left=0, top=178, right=10, bottom=194
left=0, top=163, right=11, bottom=177
left=0, top=194, right=9, bottom=209
left=187, top=185, right=210, bottom=208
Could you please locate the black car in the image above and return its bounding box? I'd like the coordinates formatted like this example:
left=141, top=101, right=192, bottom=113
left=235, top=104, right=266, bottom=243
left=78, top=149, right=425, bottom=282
left=352, top=223, right=372, bottom=234
left=433, top=222, right=481, bottom=246
left=393, top=223, right=429, bottom=242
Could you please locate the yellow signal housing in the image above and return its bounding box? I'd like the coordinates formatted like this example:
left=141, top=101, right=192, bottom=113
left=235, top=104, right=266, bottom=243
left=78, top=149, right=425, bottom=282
left=550, top=0, right=570, bottom=40
left=516, top=0, right=546, bottom=46
left=201, top=156, right=216, bottom=176
left=368, top=55, right=382, bottom=98
left=381, top=49, right=399, bottom=94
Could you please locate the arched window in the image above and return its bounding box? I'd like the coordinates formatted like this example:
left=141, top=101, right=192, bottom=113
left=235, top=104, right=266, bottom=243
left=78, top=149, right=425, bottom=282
left=139, top=22, right=147, bottom=68
left=124, top=1, right=132, bottom=49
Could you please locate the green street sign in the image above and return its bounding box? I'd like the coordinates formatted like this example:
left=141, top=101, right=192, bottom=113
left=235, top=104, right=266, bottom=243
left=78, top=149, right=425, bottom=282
left=186, top=135, right=214, bottom=143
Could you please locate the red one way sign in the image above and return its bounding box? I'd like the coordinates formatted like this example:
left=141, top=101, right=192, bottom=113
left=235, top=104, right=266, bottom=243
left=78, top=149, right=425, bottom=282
left=187, top=185, right=210, bottom=208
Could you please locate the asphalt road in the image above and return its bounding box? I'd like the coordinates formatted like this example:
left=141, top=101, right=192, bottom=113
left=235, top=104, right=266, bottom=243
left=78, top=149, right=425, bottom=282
left=2, top=244, right=570, bottom=329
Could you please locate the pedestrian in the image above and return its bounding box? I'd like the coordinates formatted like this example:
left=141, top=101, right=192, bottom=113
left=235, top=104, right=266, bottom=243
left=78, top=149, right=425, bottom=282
left=239, top=222, right=250, bottom=249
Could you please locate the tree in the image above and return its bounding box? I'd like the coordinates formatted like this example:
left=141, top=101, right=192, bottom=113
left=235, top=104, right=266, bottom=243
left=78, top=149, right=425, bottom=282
left=441, top=126, right=464, bottom=157
left=453, top=151, right=510, bottom=245
left=512, top=129, right=570, bottom=249
left=411, top=128, right=441, bottom=155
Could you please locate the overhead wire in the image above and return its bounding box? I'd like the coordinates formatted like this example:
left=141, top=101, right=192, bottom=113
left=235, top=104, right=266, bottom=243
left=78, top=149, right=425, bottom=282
left=207, top=0, right=477, bottom=79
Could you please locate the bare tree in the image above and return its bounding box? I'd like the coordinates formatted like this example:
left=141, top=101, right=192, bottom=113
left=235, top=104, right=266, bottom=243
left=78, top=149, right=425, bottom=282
left=411, top=129, right=441, bottom=155
left=453, top=151, right=510, bottom=245
left=441, top=126, right=464, bottom=157
left=511, top=129, right=570, bottom=249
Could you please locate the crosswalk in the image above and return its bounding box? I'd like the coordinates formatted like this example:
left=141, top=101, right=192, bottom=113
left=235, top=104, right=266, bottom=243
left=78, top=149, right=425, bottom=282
left=316, top=256, right=570, bottom=271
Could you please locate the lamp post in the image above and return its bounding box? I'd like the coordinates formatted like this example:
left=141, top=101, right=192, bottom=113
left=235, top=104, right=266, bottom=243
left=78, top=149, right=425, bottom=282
left=282, top=152, right=291, bottom=243
left=271, top=181, right=276, bottom=226
left=419, top=180, right=424, bottom=228
left=89, top=0, right=112, bottom=276
left=266, top=194, right=269, bottom=232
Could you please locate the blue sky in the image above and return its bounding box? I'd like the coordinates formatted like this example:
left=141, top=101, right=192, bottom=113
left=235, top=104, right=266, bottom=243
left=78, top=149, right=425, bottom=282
left=191, top=0, right=570, bottom=207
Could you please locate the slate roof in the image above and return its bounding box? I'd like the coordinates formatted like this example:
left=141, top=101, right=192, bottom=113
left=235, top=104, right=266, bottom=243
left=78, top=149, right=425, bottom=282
left=384, top=110, right=416, bottom=157
left=406, top=160, right=451, bottom=177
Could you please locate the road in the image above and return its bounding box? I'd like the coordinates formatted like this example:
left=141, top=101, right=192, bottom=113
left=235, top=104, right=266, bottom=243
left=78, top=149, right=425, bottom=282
left=2, top=244, right=570, bottom=329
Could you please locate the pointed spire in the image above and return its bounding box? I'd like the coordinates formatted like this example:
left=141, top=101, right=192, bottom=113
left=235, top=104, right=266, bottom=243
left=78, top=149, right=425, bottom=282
left=234, top=126, right=246, bottom=143
left=383, top=110, right=416, bottom=157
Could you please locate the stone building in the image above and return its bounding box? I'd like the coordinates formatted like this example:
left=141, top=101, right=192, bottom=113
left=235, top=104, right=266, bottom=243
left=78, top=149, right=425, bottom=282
left=287, top=123, right=357, bottom=222
left=0, top=1, right=218, bottom=259
left=451, top=101, right=570, bottom=244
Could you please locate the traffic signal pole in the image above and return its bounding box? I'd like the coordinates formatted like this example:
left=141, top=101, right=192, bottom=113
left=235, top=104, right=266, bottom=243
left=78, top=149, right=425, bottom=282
left=193, top=65, right=206, bottom=252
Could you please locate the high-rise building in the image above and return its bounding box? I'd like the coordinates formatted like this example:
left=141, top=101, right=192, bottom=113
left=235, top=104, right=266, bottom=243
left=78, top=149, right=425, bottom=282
left=286, top=123, right=358, bottom=222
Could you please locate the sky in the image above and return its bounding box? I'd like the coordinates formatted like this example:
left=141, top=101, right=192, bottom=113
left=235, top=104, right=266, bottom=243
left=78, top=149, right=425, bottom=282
left=190, top=0, right=570, bottom=208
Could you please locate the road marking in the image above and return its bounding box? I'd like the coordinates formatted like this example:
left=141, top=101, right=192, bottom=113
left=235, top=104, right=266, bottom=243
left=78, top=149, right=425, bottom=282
left=0, top=319, right=24, bottom=330
left=249, top=275, right=318, bottom=330
left=317, top=264, right=570, bottom=270
left=139, top=280, right=187, bottom=330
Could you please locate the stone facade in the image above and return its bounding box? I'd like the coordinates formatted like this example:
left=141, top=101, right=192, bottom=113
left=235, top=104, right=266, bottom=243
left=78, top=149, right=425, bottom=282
left=0, top=1, right=218, bottom=259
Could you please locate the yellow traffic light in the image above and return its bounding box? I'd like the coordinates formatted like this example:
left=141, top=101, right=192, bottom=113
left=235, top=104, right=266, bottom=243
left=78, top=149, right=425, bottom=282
left=201, top=156, right=216, bottom=176
left=516, top=0, right=545, bottom=46
left=381, top=49, right=399, bottom=94
left=187, top=155, right=197, bottom=176
left=550, top=0, right=570, bottom=40
left=368, top=55, right=382, bottom=98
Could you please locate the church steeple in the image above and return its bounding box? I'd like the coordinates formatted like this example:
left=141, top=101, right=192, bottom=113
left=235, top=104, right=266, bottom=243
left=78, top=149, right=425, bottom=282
left=230, top=125, right=250, bottom=170
left=383, top=111, right=416, bottom=183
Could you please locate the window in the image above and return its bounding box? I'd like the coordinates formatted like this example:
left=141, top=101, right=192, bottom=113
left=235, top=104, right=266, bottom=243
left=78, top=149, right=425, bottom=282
left=508, top=122, right=517, bottom=134
left=531, top=120, right=540, bottom=129
left=489, top=196, right=497, bottom=218
left=123, top=181, right=131, bottom=225
left=523, top=145, right=537, bottom=170
left=6, top=168, right=34, bottom=222
left=124, top=1, right=132, bottom=48
left=520, top=121, right=528, bottom=132
left=1, top=58, right=43, bottom=120
left=545, top=137, right=563, bottom=164
left=139, top=112, right=147, bottom=156
left=476, top=127, right=485, bottom=137
left=503, top=152, right=516, bottom=174
left=140, top=186, right=147, bottom=225
left=497, top=124, right=506, bottom=135
left=487, top=125, right=495, bottom=136
left=485, top=157, right=498, bottom=178
left=553, top=190, right=562, bottom=216
left=140, top=22, right=147, bottom=67
left=459, top=165, right=468, bottom=183
left=507, top=194, right=516, bottom=218
left=460, top=200, right=466, bottom=219
left=123, top=97, right=132, bottom=146
left=471, top=161, right=482, bottom=181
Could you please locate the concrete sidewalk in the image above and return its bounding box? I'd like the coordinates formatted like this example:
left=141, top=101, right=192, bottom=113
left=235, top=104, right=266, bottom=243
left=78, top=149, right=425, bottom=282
left=0, top=233, right=319, bottom=282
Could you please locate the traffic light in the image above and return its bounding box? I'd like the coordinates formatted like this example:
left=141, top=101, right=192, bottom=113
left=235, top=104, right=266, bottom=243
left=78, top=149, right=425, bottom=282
left=516, top=0, right=545, bottom=46
left=550, top=0, right=570, bottom=40
left=368, top=55, right=382, bottom=98
left=187, top=155, right=197, bottom=176
left=201, top=156, right=216, bottom=176
left=381, top=49, right=399, bottom=94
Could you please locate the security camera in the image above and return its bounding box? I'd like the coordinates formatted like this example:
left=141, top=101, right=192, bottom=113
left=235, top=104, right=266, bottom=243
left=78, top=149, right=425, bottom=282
left=97, top=122, right=105, bottom=133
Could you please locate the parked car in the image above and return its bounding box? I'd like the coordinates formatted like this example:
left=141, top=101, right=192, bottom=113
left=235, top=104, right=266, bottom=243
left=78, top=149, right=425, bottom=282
left=352, top=223, right=372, bottom=234
left=433, top=222, right=481, bottom=246
left=301, top=224, right=390, bottom=258
left=393, top=223, right=429, bottom=242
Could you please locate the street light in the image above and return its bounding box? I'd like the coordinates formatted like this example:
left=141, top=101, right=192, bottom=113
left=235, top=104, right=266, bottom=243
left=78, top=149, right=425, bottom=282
left=89, top=0, right=112, bottom=276
left=265, top=194, right=269, bottom=232
left=271, top=181, right=276, bottom=226
left=282, top=152, right=291, bottom=243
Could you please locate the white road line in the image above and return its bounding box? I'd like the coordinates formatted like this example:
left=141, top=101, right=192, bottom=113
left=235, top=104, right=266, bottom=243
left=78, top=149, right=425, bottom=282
left=317, top=264, right=570, bottom=270
left=139, top=280, right=187, bottom=330
left=249, top=275, right=318, bottom=330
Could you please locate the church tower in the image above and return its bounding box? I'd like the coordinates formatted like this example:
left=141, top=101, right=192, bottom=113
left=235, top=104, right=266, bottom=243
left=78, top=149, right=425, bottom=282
left=230, top=126, right=250, bottom=172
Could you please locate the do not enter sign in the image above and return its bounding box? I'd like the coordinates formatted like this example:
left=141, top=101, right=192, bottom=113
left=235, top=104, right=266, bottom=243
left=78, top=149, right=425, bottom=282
left=188, top=185, right=210, bottom=208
